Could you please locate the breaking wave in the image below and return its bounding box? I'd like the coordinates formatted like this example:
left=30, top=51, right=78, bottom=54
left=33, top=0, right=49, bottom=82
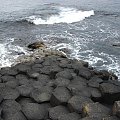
left=26, top=7, right=94, bottom=25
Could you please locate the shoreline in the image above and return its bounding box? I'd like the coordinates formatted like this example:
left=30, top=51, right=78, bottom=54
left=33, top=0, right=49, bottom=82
left=0, top=47, right=120, bottom=119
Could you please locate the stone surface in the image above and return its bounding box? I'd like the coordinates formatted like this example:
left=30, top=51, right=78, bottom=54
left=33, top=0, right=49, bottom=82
left=56, top=70, right=73, bottom=80
left=58, top=112, right=81, bottom=120
left=49, top=105, right=69, bottom=120
left=68, top=95, right=93, bottom=113
left=50, top=87, right=71, bottom=106
left=112, top=101, right=120, bottom=118
left=82, top=102, right=110, bottom=118
left=99, top=82, right=120, bottom=104
left=0, top=87, right=19, bottom=100
left=31, top=88, right=51, bottom=103
left=22, top=103, right=47, bottom=120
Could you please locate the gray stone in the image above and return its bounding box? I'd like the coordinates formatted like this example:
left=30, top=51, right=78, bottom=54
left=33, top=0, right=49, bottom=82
left=56, top=70, right=73, bottom=80
left=49, top=105, right=69, bottom=120
left=112, top=101, right=120, bottom=118
left=3, top=111, right=27, bottom=120
left=17, top=85, right=33, bottom=97
left=68, top=95, right=93, bottom=113
left=22, top=103, right=47, bottom=120
left=82, top=102, right=110, bottom=118
left=1, top=75, right=16, bottom=83
left=58, top=112, right=81, bottom=120
left=1, top=100, right=21, bottom=112
left=55, top=77, right=70, bottom=87
left=102, top=116, right=120, bottom=120
left=50, top=87, right=71, bottom=106
left=0, top=87, right=19, bottom=100
left=5, top=80, right=18, bottom=88
left=99, top=82, right=120, bottom=104
left=31, top=89, right=51, bottom=103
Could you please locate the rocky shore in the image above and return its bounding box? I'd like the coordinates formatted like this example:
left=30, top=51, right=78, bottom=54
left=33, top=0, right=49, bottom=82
left=0, top=43, right=120, bottom=120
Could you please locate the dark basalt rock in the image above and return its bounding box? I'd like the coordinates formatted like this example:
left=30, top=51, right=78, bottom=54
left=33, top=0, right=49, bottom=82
left=58, top=112, right=81, bottom=120
left=0, top=55, right=120, bottom=120
left=1, top=100, right=21, bottom=113
left=28, top=41, right=47, bottom=49
left=30, top=88, right=51, bottom=103
left=22, top=103, right=47, bottom=120
left=54, top=77, right=70, bottom=87
left=1, top=75, right=16, bottom=83
left=50, top=87, right=71, bottom=106
left=49, top=105, right=69, bottom=120
left=0, top=87, right=20, bottom=100
left=82, top=102, right=111, bottom=118
left=99, top=82, right=120, bottom=104
left=68, top=95, right=93, bottom=113
left=17, top=85, right=33, bottom=97
left=3, top=111, right=27, bottom=120
left=112, top=101, right=120, bottom=118
left=56, top=70, right=73, bottom=80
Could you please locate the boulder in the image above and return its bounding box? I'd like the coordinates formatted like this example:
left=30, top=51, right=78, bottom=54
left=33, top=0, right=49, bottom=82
left=22, top=103, right=47, bottom=120
left=50, top=87, right=71, bottom=106
left=68, top=95, right=93, bottom=113
left=82, top=102, right=110, bottom=118
left=49, top=105, right=69, bottom=120
left=58, top=112, right=81, bottom=120
left=54, top=77, right=70, bottom=87
left=3, top=111, right=27, bottom=120
left=0, top=87, right=20, bottom=100
left=112, top=101, right=120, bottom=118
left=1, top=75, right=16, bottom=83
left=1, top=100, right=21, bottom=113
left=31, top=88, right=51, bottom=103
left=56, top=70, right=73, bottom=80
left=27, top=41, right=47, bottom=49
left=5, top=80, right=18, bottom=88
left=17, top=85, right=33, bottom=97
left=99, top=82, right=120, bottom=104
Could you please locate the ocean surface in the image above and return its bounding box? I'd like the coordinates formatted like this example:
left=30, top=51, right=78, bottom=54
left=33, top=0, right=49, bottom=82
left=0, top=0, right=120, bottom=78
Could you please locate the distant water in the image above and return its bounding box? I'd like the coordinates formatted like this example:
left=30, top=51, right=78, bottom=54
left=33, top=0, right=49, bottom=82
left=0, top=0, right=120, bottom=78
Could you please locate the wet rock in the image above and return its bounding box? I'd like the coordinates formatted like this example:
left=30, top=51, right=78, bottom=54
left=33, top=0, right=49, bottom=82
left=17, top=85, right=33, bottom=97
left=99, top=82, right=120, bottom=104
left=56, top=70, right=73, bottom=80
left=112, top=101, right=120, bottom=118
left=68, top=95, right=93, bottom=113
left=3, top=111, right=27, bottom=120
left=49, top=105, right=69, bottom=120
left=58, top=112, right=81, bottom=120
left=54, top=77, right=70, bottom=87
left=78, top=67, right=92, bottom=80
left=31, top=89, right=51, bottom=103
left=22, top=103, right=47, bottom=120
left=31, top=63, right=43, bottom=72
left=0, top=87, right=20, bottom=100
left=82, top=102, right=110, bottom=118
left=27, top=41, right=47, bottom=49
left=50, top=87, right=71, bottom=106
left=81, top=116, right=101, bottom=120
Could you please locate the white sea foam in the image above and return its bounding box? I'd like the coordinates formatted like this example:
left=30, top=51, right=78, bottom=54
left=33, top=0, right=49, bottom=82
left=27, top=7, right=94, bottom=25
left=0, top=38, right=27, bottom=68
